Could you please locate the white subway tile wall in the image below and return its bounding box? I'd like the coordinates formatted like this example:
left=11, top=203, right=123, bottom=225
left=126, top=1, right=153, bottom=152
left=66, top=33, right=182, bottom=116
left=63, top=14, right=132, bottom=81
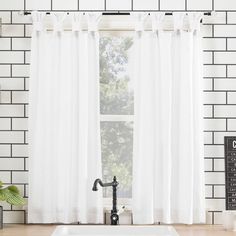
left=160, top=0, right=185, bottom=10
left=214, top=0, right=236, bottom=10
left=79, top=0, right=104, bottom=10
left=106, top=0, right=132, bottom=10
left=25, top=0, right=51, bottom=10
left=0, top=0, right=234, bottom=225
left=228, top=39, right=236, bottom=50
left=52, top=0, right=78, bottom=10
left=0, top=0, right=24, bottom=10
left=0, top=12, right=11, bottom=23
left=214, top=25, right=236, bottom=37
left=133, top=0, right=159, bottom=10
left=187, top=0, right=212, bottom=10
left=228, top=119, right=236, bottom=130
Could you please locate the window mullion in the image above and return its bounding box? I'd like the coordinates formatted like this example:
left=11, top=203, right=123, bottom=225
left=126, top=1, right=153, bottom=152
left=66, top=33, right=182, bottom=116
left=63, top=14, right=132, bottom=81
left=100, top=115, right=133, bottom=122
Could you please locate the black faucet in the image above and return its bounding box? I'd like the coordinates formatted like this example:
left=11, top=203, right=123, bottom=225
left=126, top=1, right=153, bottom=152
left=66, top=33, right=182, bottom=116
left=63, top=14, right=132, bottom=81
left=92, top=176, right=119, bottom=225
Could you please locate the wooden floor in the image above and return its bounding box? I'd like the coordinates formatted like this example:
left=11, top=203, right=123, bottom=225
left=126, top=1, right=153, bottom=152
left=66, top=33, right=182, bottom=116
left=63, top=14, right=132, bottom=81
left=0, top=224, right=236, bottom=236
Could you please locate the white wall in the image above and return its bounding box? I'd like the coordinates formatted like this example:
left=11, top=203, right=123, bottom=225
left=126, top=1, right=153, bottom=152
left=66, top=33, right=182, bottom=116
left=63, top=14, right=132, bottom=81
left=0, top=0, right=236, bottom=224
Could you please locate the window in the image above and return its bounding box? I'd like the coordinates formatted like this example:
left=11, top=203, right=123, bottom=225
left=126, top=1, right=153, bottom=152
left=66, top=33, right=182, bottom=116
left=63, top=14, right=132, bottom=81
left=100, top=32, right=134, bottom=202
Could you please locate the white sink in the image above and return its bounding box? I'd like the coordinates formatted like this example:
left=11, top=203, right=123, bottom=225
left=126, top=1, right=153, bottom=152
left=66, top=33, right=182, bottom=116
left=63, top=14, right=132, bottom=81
left=52, top=225, right=179, bottom=236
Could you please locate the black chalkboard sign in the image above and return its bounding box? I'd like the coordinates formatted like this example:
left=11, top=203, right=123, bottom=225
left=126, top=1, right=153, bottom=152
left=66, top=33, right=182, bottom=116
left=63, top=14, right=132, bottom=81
left=225, top=136, right=236, bottom=210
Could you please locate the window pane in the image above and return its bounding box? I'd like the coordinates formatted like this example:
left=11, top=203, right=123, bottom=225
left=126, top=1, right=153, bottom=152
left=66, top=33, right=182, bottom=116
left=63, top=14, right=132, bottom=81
left=101, top=121, right=133, bottom=198
left=100, top=36, right=134, bottom=115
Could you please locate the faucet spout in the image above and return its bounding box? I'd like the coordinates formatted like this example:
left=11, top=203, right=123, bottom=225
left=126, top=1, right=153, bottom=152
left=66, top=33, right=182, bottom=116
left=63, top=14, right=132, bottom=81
left=92, top=177, right=118, bottom=191
left=92, top=179, right=103, bottom=191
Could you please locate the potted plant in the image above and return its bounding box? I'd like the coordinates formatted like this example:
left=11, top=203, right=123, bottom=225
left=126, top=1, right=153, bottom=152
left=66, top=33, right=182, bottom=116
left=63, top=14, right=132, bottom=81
left=0, top=181, right=25, bottom=229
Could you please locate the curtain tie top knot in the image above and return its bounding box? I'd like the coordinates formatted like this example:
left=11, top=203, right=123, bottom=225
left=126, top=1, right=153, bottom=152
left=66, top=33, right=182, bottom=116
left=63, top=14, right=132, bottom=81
left=189, top=13, right=203, bottom=31
left=173, top=13, right=184, bottom=31
left=151, top=13, right=165, bottom=32
left=132, top=13, right=148, bottom=31
left=52, top=13, right=67, bottom=32
left=32, top=11, right=45, bottom=32
left=87, top=13, right=101, bottom=31
left=71, top=13, right=84, bottom=32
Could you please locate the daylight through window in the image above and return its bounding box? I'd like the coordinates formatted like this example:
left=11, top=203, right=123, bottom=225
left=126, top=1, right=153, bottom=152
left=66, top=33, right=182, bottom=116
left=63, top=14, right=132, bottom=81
left=100, top=33, right=134, bottom=200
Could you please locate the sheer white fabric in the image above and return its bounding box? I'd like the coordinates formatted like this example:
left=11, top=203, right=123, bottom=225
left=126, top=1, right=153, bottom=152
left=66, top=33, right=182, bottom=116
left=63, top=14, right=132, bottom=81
left=132, top=13, right=205, bottom=224
left=28, top=12, right=103, bottom=224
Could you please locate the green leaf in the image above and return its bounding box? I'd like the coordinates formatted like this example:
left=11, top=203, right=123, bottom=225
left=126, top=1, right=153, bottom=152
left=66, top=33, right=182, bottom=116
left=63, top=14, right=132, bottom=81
left=0, top=190, right=7, bottom=201
left=6, top=193, right=25, bottom=206
left=3, top=190, right=25, bottom=206
left=0, top=182, right=25, bottom=206
left=0, top=187, right=25, bottom=206
left=7, top=185, right=19, bottom=194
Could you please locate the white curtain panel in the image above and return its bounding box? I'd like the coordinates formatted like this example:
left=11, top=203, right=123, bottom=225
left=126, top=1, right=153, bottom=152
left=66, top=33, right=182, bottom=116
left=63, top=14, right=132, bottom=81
left=28, top=12, right=103, bottom=223
left=132, top=13, right=205, bottom=224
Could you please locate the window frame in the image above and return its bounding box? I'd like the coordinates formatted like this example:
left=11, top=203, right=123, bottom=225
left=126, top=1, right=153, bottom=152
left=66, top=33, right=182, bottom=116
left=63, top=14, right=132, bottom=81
left=100, top=31, right=134, bottom=207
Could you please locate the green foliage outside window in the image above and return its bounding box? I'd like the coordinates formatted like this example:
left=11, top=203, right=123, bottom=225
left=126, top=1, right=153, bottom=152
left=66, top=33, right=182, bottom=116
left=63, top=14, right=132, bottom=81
left=100, top=36, right=133, bottom=115
left=100, top=36, right=133, bottom=198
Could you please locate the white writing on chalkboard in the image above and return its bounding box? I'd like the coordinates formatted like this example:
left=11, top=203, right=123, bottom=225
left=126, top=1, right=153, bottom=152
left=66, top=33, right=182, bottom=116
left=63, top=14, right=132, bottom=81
left=233, top=141, right=236, bottom=148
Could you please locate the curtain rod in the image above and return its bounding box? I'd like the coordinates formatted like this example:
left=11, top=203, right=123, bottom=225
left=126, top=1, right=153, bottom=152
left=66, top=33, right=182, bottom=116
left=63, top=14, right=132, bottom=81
left=22, top=11, right=212, bottom=16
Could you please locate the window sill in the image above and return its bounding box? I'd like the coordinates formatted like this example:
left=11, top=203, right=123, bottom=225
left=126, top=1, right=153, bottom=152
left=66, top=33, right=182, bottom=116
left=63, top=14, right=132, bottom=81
left=103, top=205, right=132, bottom=213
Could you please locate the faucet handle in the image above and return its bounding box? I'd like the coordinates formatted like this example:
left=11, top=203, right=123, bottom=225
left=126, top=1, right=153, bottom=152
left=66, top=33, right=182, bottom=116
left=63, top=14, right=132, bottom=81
left=113, top=176, right=119, bottom=187
left=117, top=206, right=125, bottom=215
